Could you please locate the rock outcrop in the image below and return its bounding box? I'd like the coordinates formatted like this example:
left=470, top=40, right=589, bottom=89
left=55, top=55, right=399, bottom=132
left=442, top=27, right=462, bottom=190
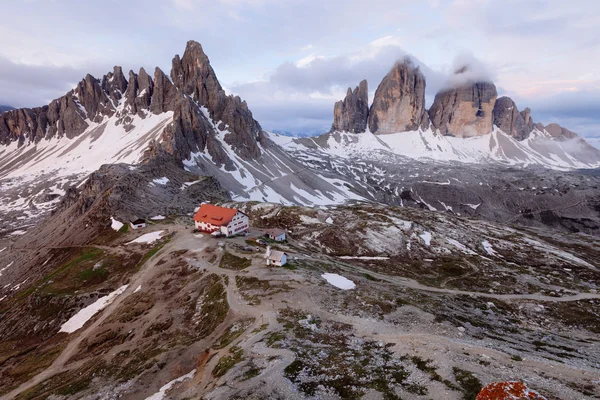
left=493, top=96, right=531, bottom=140
left=330, top=80, right=369, bottom=133
left=429, top=67, right=497, bottom=137
left=150, top=67, right=178, bottom=115
left=124, top=68, right=154, bottom=117
left=544, top=123, right=578, bottom=140
left=170, top=40, right=265, bottom=160
left=520, top=107, right=534, bottom=132
left=368, top=59, right=427, bottom=134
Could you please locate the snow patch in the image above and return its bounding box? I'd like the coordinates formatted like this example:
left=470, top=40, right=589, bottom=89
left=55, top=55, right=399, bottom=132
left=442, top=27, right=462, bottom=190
left=482, top=240, right=501, bottom=257
left=59, top=284, right=128, bottom=333
left=111, top=217, right=124, bottom=231
left=446, top=238, right=477, bottom=255
left=128, top=230, right=164, bottom=244
left=419, top=231, right=432, bottom=246
left=322, top=273, right=356, bottom=290
left=144, top=369, right=196, bottom=400
left=151, top=177, right=170, bottom=186
left=150, top=215, right=166, bottom=220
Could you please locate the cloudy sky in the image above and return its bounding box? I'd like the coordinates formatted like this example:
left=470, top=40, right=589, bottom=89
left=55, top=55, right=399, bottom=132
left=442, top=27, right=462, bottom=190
left=1, top=0, right=599, bottom=146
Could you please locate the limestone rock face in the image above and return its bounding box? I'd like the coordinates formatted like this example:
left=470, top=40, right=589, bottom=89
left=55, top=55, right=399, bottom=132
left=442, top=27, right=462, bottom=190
left=150, top=67, right=178, bottom=115
left=330, top=80, right=369, bottom=133
left=492, top=96, right=531, bottom=140
left=544, top=123, right=578, bottom=140
left=101, top=66, right=128, bottom=106
left=429, top=79, right=497, bottom=137
left=520, top=107, right=534, bottom=132
left=170, top=40, right=265, bottom=160
left=368, top=59, right=427, bottom=134
left=124, top=68, right=154, bottom=117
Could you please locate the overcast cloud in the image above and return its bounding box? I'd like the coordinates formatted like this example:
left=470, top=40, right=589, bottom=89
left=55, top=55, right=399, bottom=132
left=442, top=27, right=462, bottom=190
left=0, top=0, right=598, bottom=146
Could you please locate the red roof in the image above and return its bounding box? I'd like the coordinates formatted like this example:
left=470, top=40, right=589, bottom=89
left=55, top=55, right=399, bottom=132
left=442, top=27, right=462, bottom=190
left=193, top=204, right=239, bottom=226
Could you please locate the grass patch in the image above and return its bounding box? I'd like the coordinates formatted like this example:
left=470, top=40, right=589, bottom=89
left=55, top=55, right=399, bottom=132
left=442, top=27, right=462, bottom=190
left=453, top=367, right=483, bottom=400
left=118, top=224, right=129, bottom=233
left=511, top=355, right=523, bottom=361
left=219, top=252, right=251, bottom=270
left=213, top=318, right=254, bottom=349
left=79, top=266, right=109, bottom=284
left=213, top=346, right=244, bottom=377
left=136, top=239, right=170, bottom=269
left=241, top=361, right=263, bottom=381
left=252, top=323, right=269, bottom=333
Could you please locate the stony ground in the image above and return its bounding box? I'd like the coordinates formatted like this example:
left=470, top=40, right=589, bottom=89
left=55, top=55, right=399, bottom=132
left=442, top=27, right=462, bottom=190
left=0, top=203, right=599, bottom=399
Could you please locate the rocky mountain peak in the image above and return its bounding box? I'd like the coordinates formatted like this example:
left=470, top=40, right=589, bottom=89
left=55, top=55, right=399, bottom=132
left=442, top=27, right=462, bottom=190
left=170, top=40, right=265, bottom=160
left=544, top=123, right=578, bottom=140
left=330, top=79, right=369, bottom=133
left=429, top=75, right=497, bottom=137
left=368, top=58, right=428, bottom=134
left=150, top=67, right=178, bottom=115
left=492, top=96, right=531, bottom=140
left=520, top=107, right=534, bottom=132
left=101, top=66, right=128, bottom=106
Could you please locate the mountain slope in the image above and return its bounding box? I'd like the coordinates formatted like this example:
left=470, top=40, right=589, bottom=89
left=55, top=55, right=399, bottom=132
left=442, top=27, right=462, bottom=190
left=0, top=41, right=371, bottom=236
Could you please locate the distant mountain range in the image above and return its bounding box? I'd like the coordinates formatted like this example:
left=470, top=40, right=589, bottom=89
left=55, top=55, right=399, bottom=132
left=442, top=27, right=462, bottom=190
left=1, top=39, right=599, bottom=235
left=0, top=105, right=14, bottom=113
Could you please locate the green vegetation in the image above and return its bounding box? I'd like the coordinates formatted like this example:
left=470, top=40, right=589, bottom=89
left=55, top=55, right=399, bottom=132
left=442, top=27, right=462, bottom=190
left=409, top=356, right=458, bottom=391
left=79, top=266, right=109, bottom=284
left=219, top=252, right=251, bottom=270
left=192, top=277, right=230, bottom=340
left=241, top=361, right=263, bottom=381
left=213, top=318, right=254, bottom=349
left=277, top=309, right=414, bottom=400
left=137, top=239, right=170, bottom=270
left=452, top=367, right=483, bottom=400
left=15, top=358, right=104, bottom=400
left=213, top=346, right=244, bottom=377
left=252, top=323, right=269, bottom=333
left=118, top=224, right=129, bottom=233
left=265, top=331, right=286, bottom=347
left=511, top=355, right=523, bottom=361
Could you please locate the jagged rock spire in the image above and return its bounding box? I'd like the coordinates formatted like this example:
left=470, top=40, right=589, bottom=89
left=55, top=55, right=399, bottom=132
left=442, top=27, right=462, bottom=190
left=492, top=96, right=531, bottom=140
left=330, top=79, right=369, bottom=133
left=369, top=58, right=428, bottom=134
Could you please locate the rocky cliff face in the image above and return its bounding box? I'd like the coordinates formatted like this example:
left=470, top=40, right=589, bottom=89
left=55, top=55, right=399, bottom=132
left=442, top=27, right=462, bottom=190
left=368, top=59, right=427, bottom=134
left=429, top=67, right=497, bottom=137
left=170, top=41, right=266, bottom=160
left=544, top=123, right=578, bottom=140
left=492, top=96, right=531, bottom=140
left=0, top=41, right=266, bottom=167
left=520, top=107, right=534, bottom=132
left=330, top=80, right=369, bottom=133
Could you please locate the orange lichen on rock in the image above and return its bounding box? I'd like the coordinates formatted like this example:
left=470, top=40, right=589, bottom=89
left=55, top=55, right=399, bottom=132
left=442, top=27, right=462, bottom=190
left=476, top=381, right=547, bottom=400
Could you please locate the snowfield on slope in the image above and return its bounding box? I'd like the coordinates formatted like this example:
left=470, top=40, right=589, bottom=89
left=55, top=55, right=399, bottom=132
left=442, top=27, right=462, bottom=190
left=59, top=285, right=128, bottom=333
left=127, top=231, right=165, bottom=244
left=322, top=273, right=356, bottom=290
